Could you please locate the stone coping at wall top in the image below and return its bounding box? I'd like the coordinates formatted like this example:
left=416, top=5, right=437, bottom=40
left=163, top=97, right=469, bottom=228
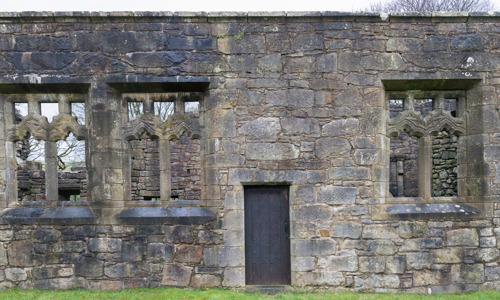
left=0, top=11, right=499, bottom=22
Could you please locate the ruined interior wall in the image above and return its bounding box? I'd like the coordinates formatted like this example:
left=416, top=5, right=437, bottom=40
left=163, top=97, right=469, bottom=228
left=0, top=12, right=497, bottom=292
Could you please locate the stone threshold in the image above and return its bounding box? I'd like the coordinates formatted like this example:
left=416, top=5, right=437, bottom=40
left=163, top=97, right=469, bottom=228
left=244, top=285, right=292, bottom=295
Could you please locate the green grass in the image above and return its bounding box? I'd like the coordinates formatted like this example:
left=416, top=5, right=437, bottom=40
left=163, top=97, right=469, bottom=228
left=0, top=288, right=499, bottom=300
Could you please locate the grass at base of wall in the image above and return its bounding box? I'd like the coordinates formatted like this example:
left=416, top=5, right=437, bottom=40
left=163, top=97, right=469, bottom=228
left=0, top=288, right=500, bottom=300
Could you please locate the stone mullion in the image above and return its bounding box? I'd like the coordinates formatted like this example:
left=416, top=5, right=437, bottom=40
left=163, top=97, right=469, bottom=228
left=403, top=94, right=414, bottom=112
left=0, top=98, right=12, bottom=208
left=45, top=140, right=58, bottom=203
left=159, top=138, right=171, bottom=202
left=27, top=98, right=40, bottom=115
left=433, top=94, right=445, bottom=111
left=418, top=135, right=432, bottom=200
left=143, top=94, right=153, bottom=114
left=174, top=97, right=184, bottom=114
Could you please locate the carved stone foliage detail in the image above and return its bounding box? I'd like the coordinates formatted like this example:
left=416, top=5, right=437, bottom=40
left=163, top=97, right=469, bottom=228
left=123, top=112, right=201, bottom=141
left=49, top=113, right=87, bottom=142
left=8, top=114, right=49, bottom=142
left=387, top=109, right=465, bottom=137
left=8, top=113, right=87, bottom=142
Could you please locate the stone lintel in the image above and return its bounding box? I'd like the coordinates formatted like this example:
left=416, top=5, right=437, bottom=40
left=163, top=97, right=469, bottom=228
left=107, top=76, right=210, bottom=93
left=382, top=76, right=482, bottom=91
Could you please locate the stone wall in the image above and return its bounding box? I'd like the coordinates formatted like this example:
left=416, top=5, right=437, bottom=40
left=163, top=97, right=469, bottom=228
left=432, top=132, right=458, bottom=197
left=0, top=224, right=222, bottom=290
left=0, top=11, right=498, bottom=292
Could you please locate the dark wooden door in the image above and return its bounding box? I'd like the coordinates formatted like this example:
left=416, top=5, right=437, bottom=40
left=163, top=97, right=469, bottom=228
left=244, top=185, right=290, bottom=285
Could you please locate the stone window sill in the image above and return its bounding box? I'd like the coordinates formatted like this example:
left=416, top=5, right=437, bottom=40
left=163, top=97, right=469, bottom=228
left=372, top=201, right=488, bottom=221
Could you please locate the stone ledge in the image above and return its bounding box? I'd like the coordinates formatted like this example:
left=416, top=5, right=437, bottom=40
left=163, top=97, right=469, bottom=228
left=114, top=207, right=216, bottom=225
left=373, top=203, right=484, bottom=220
left=0, top=207, right=96, bottom=225
left=0, top=11, right=496, bottom=22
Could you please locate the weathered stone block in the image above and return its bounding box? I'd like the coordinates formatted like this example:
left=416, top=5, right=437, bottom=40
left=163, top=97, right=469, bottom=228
left=386, top=38, right=421, bottom=52
left=190, top=274, right=221, bottom=287
left=290, top=185, right=316, bottom=204
left=147, top=243, right=174, bottom=262
left=432, top=248, right=463, bottom=264
left=257, top=54, right=282, bottom=72
left=217, top=35, right=265, bottom=54
left=315, top=271, right=345, bottom=286
left=462, top=264, right=484, bottom=284
left=5, top=268, right=27, bottom=281
left=293, top=256, right=315, bottom=272
left=281, top=118, right=320, bottom=135
left=317, top=53, right=337, bottom=72
left=386, top=256, right=405, bottom=274
left=359, top=256, right=385, bottom=273
left=74, top=257, right=103, bottom=278
left=284, top=57, right=316, bottom=73
left=364, top=274, right=400, bottom=289
left=223, top=268, right=244, bottom=287
left=207, top=109, right=235, bottom=138
left=238, top=117, right=281, bottom=136
left=266, top=89, right=315, bottom=108
left=291, top=34, right=323, bottom=51
left=367, top=240, right=397, bottom=255
left=329, top=167, right=370, bottom=181
left=246, top=143, right=299, bottom=160
left=398, top=222, right=427, bottom=238
left=360, top=53, right=406, bottom=71
left=485, top=267, right=500, bottom=281
left=161, top=264, right=192, bottom=286
left=122, top=242, right=145, bottom=262
left=421, top=238, right=443, bottom=249
left=354, top=149, right=379, bottom=165
left=176, top=245, right=203, bottom=263
left=314, top=137, right=352, bottom=159
left=8, top=240, right=34, bottom=266
left=203, top=247, right=244, bottom=267
left=362, top=225, right=398, bottom=240
left=414, top=269, right=449, bottom=286
left=291, top=239, right=336, bottom=256
left=293, top=205, right=332, bottom=222
left=447, top=229, right=479, bottom=247
left=328, top=255, right=358, bottom=272
left=88, top=238, right=122, bottom=253
left=33, top=230, right=59, bottom=243
left=332, top=222, right=362, bottom=239
left=104, top=263, right=137, bottom=278
left=406, top=253, right=431, bottom=270
left=322, top=118, right=359, bottom=136
left=317, top=185, right=359, bottom=205
left=474, top=248, right=500, bottom=263
left=0, top=246, right=7, bottom=265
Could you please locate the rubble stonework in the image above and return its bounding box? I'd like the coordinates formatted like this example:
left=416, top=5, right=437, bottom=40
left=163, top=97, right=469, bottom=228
left=0, top=12, right=498, bottom=292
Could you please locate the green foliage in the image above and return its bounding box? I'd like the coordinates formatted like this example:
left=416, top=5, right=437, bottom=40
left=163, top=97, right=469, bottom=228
left=217, top=31, right=245, bottom=40
left=234, top=31, right=245, bottom=40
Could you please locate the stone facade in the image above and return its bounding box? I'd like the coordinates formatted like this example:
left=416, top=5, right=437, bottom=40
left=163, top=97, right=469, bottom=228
left=0, top=11, right=498, bottom=293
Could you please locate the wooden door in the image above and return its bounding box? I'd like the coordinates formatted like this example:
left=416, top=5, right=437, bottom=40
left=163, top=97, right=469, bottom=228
left=244, top=185, right=290, bottom=285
